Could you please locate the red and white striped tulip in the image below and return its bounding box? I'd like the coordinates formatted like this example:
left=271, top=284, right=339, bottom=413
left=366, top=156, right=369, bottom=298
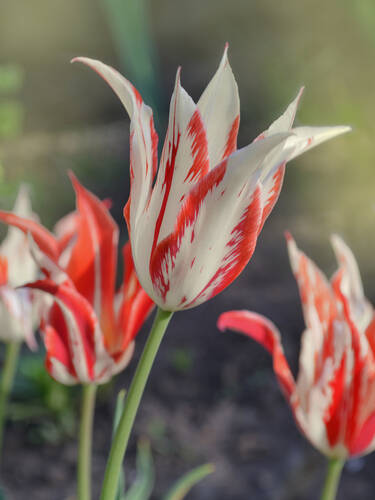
left=73, top=46, right=350, bottom=312
left=218, top=234, right=375, bottom=459
left=0, top=174, right=154, bottom=384
left=0, top=186, right=39, bottom=349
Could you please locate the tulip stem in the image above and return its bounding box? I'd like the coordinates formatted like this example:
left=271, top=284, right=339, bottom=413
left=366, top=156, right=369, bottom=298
left=321, top=457, right=345, bottom=500
left=100, top=307, right=173, bottom=500
left=0, top=340, right=21, bottom=464
left=78, top=383, right=97, bottom=500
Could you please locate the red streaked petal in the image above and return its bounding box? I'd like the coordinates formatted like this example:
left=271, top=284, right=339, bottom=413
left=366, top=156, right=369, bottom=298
left=109, top=242, right=154, bottom=354
left=198, top=44, right=240, bottom=166
left=66, top=173, right=118, bottom=338
left=0, top=211, right=59, bottom=261
left=26, top=279, right=97, bottom=383
left=258, top=163, right=285, bottom=232
left=218, top=310, right=295, bottom=399
left=149, top=70, right=209, bottom=250
left=73, top=57, right=158, bottom=235
left=331, top=234, right=373, bottom=333
left=148, top=132, right=293, bottom=310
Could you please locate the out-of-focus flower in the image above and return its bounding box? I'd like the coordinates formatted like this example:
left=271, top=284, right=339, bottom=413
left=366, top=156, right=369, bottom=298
left=218, top=234, right=375, bottom=459
left=0, top=174, right=154, bottom=384
left=0, top=186, right=39, bottom=349
left=73, top=46, right=350, bottom=312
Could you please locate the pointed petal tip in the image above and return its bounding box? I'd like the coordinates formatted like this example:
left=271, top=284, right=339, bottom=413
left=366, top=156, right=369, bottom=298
left=284, top=230, right=293, bottom=242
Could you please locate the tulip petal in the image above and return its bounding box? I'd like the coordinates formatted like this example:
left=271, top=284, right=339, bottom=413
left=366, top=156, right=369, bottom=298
left=66, top=173, right=118, bottom=337
left=149, top=133, right=292, bottom=309
left=149, top=70, right=209, bottom=249
left=331, top=234, right=373, bottom=333
left=218, top=310, right=295, bottom=399
left=256, top=88, right=304, bottom=229
left=113, top=243, right=154, bottom=354
left=27, top=279, right=119, bottom=384
left=197, top=44, right=240, bottom=167
left=0, top=210, right=59, bottom=262
left=286, top=233, right=337, bottom=337
left=72, top=57, right=158, bottom=231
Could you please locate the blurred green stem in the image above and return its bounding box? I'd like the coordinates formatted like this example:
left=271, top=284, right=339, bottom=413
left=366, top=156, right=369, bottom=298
left=0, top=340, right=21, bottom=463
left=100, top=308, right=173, bottom=500
left=321, top=457, right=344, bottom=500
left=78, top=383, right=97, bottom=500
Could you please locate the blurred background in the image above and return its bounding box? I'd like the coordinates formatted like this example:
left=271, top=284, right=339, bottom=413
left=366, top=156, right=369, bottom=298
left=0, top=0, right=375, bottom=498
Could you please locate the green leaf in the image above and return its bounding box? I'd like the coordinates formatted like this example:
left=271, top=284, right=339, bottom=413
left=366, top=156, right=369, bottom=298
left=164, top=463, right=214, bottom=500
left=123, top=439, right=154, bottom=500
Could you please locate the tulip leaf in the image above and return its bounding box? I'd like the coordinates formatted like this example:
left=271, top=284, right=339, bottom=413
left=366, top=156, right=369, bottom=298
left=122, top=438, right=154, bottom=500
left=163, top=463, right=215, bottom=500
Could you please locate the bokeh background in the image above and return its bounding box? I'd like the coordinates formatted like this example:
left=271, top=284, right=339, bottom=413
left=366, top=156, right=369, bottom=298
left=0, top=1, right=375, bottom=499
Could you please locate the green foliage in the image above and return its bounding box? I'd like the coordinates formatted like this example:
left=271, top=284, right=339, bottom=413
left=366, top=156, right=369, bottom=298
left=170, top=348, right=194, bottom=375
left=163, top=463, right=214, bottom=500
left=9, top=352, right=78, bottom=443
left=0, top=64, right=24, bottom=139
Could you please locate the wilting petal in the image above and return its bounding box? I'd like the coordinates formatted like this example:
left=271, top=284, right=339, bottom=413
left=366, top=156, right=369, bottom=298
left=218, top=310, right=295, bottom=399
left=66, top=173, right=118, bottom=338
left=198, top=44, right=240, bottom=166
left=72, top=57, right=158, bottom=234
left=148, top=132, right=293, bottom=309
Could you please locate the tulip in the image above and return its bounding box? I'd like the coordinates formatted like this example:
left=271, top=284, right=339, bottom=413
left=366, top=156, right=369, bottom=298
left=72, top=46, right=351, bottom=500
left=0, top=185, right=41, bottom=462
left=73, top=46, right=349, bottom=313
left=0, top=174, right=154, bottom=500
left=0, top=173, right=154, bottom=385
left=218, top=234, right=375, bottom=499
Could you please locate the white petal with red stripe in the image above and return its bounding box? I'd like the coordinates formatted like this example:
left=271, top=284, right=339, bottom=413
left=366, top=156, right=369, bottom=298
left=198, top=44, right=240, bottom=167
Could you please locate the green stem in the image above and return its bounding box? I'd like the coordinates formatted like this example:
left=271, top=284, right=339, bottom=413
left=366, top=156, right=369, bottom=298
left=321, top=457, right=345, bottom=500
left=78, top=383, right=97, bottom=500
left=0, top=340, right=21, bottom=462
left=100, top=307, right=173, bottom=500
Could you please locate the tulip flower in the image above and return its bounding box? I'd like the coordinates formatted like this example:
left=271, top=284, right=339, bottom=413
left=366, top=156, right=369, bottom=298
left=218, top=234, right=375, bottom=499
left=72, top=46, right=351, bottom=500
left=0, top=174, right=154, bottom=500
left=0, top=185, right=40, bottom=461
left=73, top=46, right=349, bottom=313
left=0, top=173, right=154, bottom=385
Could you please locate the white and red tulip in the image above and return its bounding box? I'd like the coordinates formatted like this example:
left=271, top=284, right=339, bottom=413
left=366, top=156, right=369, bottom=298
left=0, top=174, right=154, bottom=385
left=0, top=186, right=39, bottom=349
left=74, top=46, right=350, bottom=312
left=218, top=234, right=375, bottom=459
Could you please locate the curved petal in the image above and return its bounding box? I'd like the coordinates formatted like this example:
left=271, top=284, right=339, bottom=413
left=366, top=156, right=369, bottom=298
left=72, top=57, right=158, bottom=234
left=0, top=211, right=59, bottom=262
left=66, top=173, right=118, bottom=336
left=218, top=310, right=295, bottom=399
left=26, top=279, right=120, bottom=384
left=197, top=44, right=240, bottom=167
left=255, top=88, right=303, bottom=230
